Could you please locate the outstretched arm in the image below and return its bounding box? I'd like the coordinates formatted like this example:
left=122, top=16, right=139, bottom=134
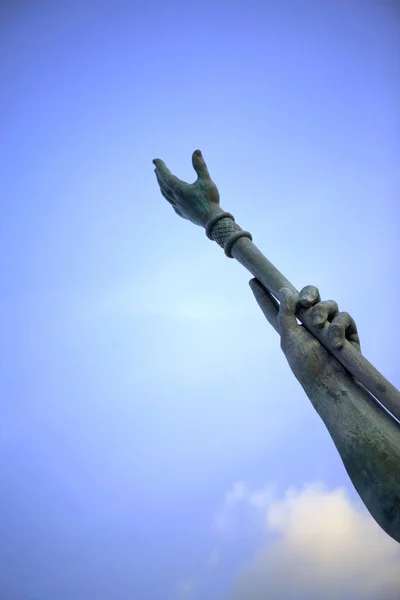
left=153, top=150, right=400, bottom=421
left=153, top=149, right=400, bottom=542
left=250, top=280, right=400, bottom=544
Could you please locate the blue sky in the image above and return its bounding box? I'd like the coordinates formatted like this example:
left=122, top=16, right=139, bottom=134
left=1, top=1, right=399, bottom=599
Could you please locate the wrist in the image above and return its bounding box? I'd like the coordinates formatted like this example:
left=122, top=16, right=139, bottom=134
left=204, top=203, right=225, bottom=223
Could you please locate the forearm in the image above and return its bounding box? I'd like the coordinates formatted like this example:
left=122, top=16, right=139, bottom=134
left=303, top=374, right=400, bottom=543
left=205, top=206, right=295, bottom=297
left=205, top=207, right=400, bottom=421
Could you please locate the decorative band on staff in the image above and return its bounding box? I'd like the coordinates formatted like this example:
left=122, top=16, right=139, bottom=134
left=224, top=230, right=253, bottom=258
left=205, top=212, right=235, bottom=239
left=205, top=211, right=253, bottom=258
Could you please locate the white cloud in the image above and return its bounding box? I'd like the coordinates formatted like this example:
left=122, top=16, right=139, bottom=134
left=224, top=482, right=400, bottom=600
left=213, top=481, right=276, bottom=534
left=224, top=481, right=276, bottom=510
left=225, top=481, right=248, bottom=506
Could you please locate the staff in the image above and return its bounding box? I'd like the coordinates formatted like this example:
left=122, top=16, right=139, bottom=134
left=153, top=150, right=400, bottom=544
left=153, top=150, right=400, bottom=423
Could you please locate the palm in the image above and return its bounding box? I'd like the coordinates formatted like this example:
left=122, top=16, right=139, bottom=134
left=153, top=150, right=220, bottom=227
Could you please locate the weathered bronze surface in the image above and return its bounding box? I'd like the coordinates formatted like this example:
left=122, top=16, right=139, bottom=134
left=153, top=150, right=400, bottom=544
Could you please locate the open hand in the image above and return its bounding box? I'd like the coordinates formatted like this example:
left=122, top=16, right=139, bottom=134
left=153, top=150, right=220, bottom=227
left=249, top=279, right=361, bottom=388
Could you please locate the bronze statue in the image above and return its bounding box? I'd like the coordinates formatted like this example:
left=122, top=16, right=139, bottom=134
left=153, top=150, right=400, bottom=544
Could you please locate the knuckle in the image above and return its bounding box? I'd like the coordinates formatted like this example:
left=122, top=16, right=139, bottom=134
left=299, top=285, right=319, bottom=307
left=328, top=300, right=339, bottom=313
left=327, top=320, right=339, bottom=334
left=338, top=310, right=351, bottom=320
left=301, top=284, right=318, bottom=294
left=311, top=307, right=326, bottom=327
left=330, top=321, right=342, bottom=334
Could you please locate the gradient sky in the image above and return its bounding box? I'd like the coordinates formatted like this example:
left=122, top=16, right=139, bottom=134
left=1, top=1, right=399, bottom=599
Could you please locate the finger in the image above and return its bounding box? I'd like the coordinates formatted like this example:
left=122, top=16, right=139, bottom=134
left=160, top=187, right=176, bottom=206
left=276, top=287, right=299, bottom=336
left=160, top=188, right=171, bottom=202
left=309, top=300, right=339, bottom=328
left=153, top=158, right=169, bottom=173
left=158, top=184, right=184, bottom=217
left=155, top=170, right=175, bottom=202
left=154, top=167, right=170, bottom=191
left=328, top=311, right=361, bottom=351
left=172, top=205, right=184, bottom=217
left=298, top=285, right=321, bottom=308
left=153, top=158, right=185, bottom=192
left=249, top=278, right=280, bottom=334
left=192, top=149, right=211, bottom=180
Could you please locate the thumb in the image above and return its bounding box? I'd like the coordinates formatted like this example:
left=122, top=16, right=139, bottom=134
left=276, top=287, right=299, bottom=336
left=249, top=278, right=280, bottom=334
left=192, top=149, right=211, bottom=180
